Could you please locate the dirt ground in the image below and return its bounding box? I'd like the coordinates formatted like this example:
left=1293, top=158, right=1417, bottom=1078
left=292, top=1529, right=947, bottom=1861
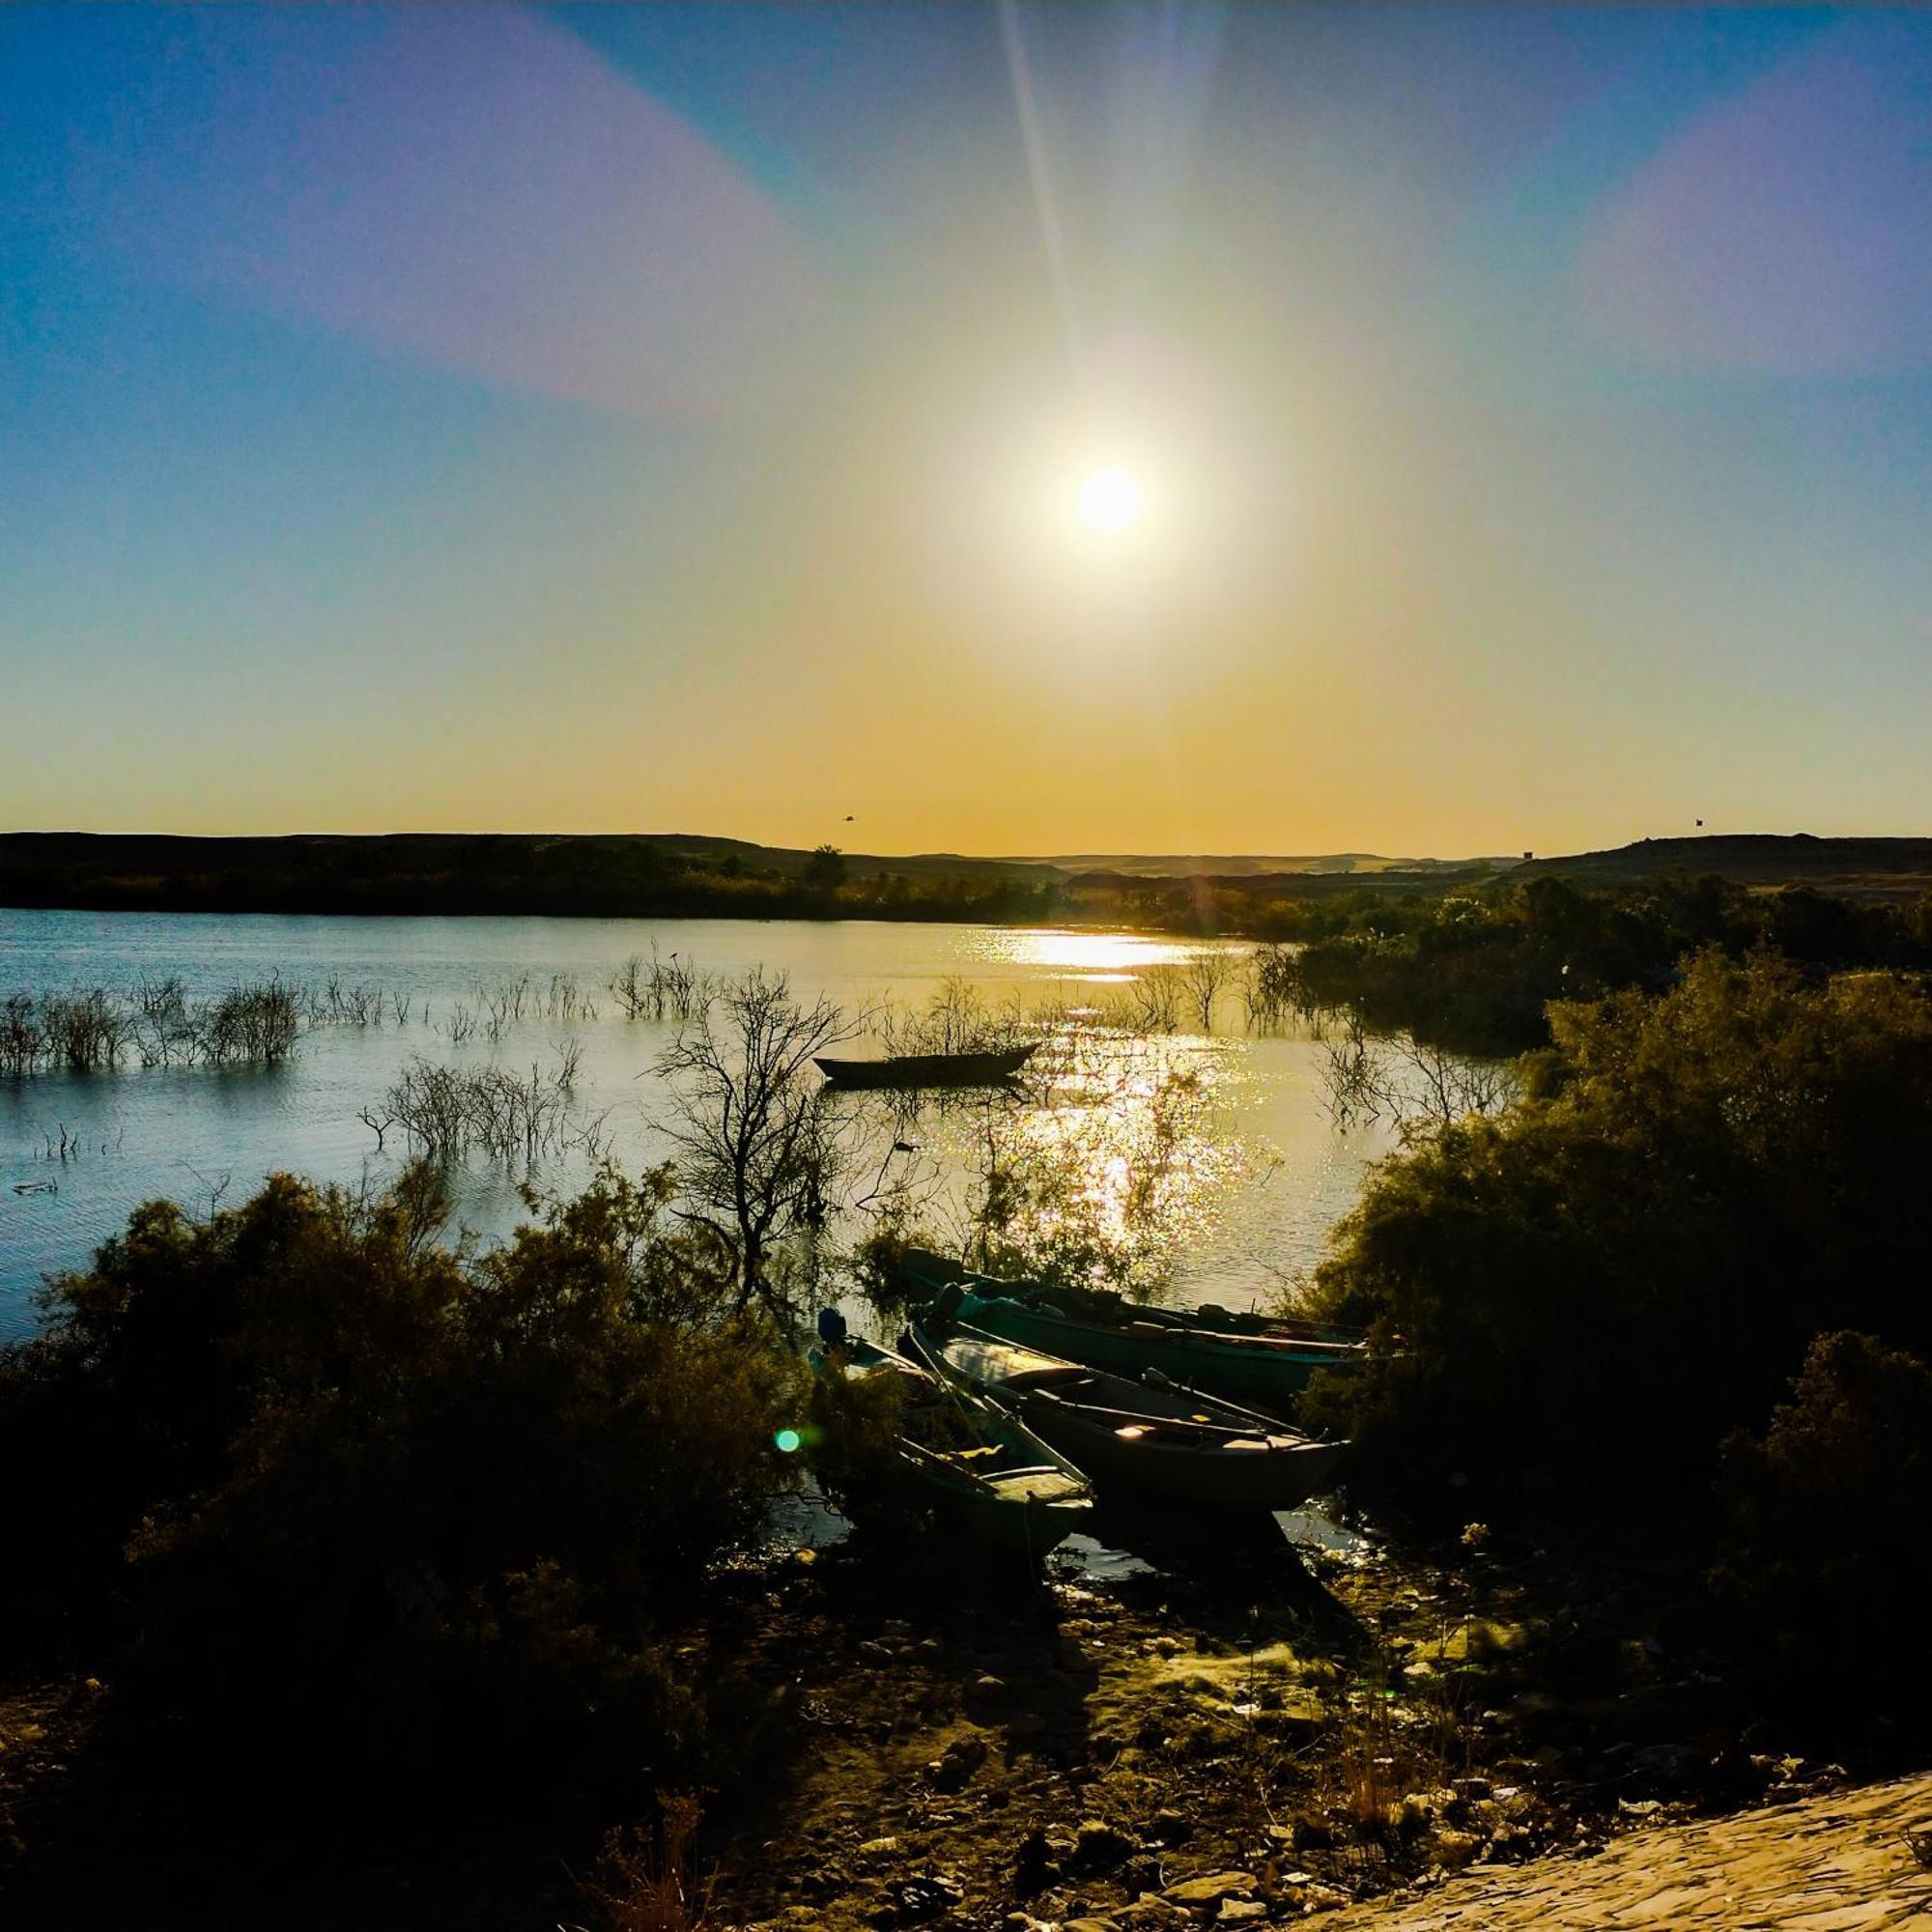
left=0, top=1509, right=1898, bottom=1931
left=702, top=1508, right=1867, bottom=1931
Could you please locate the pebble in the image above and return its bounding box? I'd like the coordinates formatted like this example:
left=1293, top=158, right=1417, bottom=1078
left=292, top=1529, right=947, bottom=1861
left=1162, top=1869, right=1256, bottom=1905
left=927, top=1732, right=987, bottom=1788
left=1076, top=1817, right=1136, bottom=1867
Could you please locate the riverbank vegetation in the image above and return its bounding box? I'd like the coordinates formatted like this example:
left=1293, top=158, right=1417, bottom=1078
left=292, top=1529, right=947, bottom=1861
left=1, top=1159, right=1903, bottom=1927
left=655, top=969, right=858, bottom=1323
left=1304, top=949, right=1932, bottom=1729
left=365, top=1046, right=598, bottom=1164
left=1271, top=874, right=1932, bottom=1053
left=0, top=1162, right=805, bottom=1918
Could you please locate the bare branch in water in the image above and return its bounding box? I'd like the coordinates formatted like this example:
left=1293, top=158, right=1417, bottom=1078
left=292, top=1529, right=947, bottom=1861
left=1321, top=1014, right=1516, bottom=1135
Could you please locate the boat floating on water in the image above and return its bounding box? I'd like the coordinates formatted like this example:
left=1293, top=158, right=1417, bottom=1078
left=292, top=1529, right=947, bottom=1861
left=902, top=1313, right=1349, bottom=1513
left=812, top=1043, right=1037, bottom=1089
left=895, top=1248, right=1368, bottom=1412
left=807, top=1312, right=1093, bottom=1556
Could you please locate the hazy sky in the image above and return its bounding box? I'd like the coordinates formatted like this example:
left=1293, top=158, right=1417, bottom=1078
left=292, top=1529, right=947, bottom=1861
left=5, top=4, right=1930, bottom=858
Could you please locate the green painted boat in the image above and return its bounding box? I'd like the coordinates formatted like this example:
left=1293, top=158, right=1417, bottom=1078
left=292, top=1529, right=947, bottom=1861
left=808, top=1323, right=1094, bottom=1557
left=901, top=1315, right=1349, bottom=1514
left=896, top=1249, right=1366, bottom=1412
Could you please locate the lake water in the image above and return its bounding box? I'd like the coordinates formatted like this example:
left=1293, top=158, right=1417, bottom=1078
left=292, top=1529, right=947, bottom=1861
left=0, top=910, right=1397, bottom=1337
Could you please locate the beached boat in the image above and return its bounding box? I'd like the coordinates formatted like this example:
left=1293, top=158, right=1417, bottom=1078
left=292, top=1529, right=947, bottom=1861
left=902, top=1315, right=1348, bottom=1512
left=896, top=1249, right=1367, bottom=1411
left=812, top=1043, right=1037, bottom=1089
left=807, top=1320, right=1093, bottom=1555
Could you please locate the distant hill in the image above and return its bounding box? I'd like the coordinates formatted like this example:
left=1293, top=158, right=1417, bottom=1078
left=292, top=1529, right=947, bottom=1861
left=648, top=838, right=1517, bottom=881
left=0, top=831, right=1061, bottom=919
left=0, top=829, right=1516, bottom=907
left=625, top=833, right=1060, bottom=883
left=1020, top=852, right=1518, bottom=878
left=1522, top=835, right=1932, bottom=900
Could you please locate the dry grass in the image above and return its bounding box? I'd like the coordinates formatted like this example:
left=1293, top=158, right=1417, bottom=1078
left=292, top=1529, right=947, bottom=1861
left=578, top=1795, right=713, bottom=1932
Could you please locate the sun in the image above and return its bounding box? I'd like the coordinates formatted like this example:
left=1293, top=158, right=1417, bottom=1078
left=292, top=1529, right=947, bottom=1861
left=1076, top=466, right=1143, bottom=534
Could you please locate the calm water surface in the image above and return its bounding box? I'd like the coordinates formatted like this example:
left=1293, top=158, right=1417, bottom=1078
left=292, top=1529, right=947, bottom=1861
left=0, top=911, right=1396, bottom=1335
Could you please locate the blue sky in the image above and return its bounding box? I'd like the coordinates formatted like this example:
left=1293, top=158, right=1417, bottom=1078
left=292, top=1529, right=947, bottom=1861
left=4, top=4, right=1928, bottom=854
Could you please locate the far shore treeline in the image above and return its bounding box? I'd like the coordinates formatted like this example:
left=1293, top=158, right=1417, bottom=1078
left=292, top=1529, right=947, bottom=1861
left=0, top=828, right=1465, bottom=926
left=6, top=827, right=1932, bottom=928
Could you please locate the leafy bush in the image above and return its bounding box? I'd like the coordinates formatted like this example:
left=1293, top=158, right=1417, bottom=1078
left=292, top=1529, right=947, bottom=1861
left=1304, top=953, right=1932, bottom=1517
left=0, top=1162, right=804, bottom=1817
left=803, top=1350, right=917, bottom=1531
left=1283, top=874, right=1932, bottom=1053
left=1715, top=1331, right=1932, bottom=1723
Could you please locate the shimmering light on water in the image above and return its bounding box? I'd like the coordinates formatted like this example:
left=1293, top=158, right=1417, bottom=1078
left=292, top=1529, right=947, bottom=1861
left=940, top=1040, right=1255, bottom=1293
left=962, top=928, right=1208, bottom=977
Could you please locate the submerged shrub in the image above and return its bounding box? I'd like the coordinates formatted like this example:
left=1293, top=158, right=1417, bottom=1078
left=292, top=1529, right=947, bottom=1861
left=0, top=978, right=307, bottom=1072
left=197, top=978, right=303, bottom=1062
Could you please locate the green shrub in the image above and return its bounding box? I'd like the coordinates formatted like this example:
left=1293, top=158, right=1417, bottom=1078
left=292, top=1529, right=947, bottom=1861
left=1715, top=1331, right=1932, bottom=1725
left=803, top=1352, right=915, bottom=1530
left=0, top=1163, right=805, bottom=1816
left=1304, top=953, right=1932, bottom=1517
left=1284, top=873, right=1932, bottom=1054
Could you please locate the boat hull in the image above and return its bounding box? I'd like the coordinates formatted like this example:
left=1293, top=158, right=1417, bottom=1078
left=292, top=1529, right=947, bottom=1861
left=813, top=1044, right=1037, bottom=1089
left=903, top=1319, right=1349, bottom=1515
left=808, top=1333, right=1092, bottom=1556
left=895, top=1250, right=1363, bottom=1409
left=896, top=1439, right=1092, bottom=1555
left=1014, top=1402, right=1347, bottom=1511
left=960, top=1292, right=1356, bottom=1409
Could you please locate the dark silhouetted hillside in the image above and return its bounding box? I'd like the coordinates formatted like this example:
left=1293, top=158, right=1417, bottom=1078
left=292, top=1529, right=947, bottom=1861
left=1522, top=835, right=1932, bottom=899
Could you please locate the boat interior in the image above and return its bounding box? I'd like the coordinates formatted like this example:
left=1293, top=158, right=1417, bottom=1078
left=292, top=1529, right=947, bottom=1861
left=935, top=1328, right=1298, bottom=1451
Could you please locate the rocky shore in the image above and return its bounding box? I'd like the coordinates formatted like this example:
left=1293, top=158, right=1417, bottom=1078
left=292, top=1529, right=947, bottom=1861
left=1, top=1512, right=1913, bottom=1930
left=714, top=1514, right=1885, bottom=1932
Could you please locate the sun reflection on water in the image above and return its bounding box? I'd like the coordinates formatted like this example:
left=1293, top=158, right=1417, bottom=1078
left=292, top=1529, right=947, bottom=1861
left=901, top=1026, right=1259, bottom=1301
left=961, top=928, right=1212, bottom=980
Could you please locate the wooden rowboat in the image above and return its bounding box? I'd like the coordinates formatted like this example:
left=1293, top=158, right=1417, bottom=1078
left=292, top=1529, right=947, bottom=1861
left=902, top=1316, right=1348, bottom=1513
left=813, top=1043, right=1037, bottom=1089
left=897, top=1249, right=1366, bottom=1412
left=808, top=1323, right=1093, bottom=1555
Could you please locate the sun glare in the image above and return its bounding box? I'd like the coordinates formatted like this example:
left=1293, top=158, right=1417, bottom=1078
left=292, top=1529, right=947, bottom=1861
left=1076, top=466, right=1143, bottom=534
